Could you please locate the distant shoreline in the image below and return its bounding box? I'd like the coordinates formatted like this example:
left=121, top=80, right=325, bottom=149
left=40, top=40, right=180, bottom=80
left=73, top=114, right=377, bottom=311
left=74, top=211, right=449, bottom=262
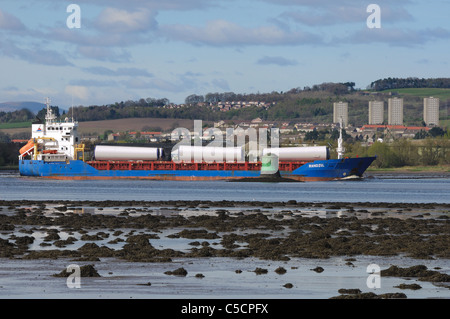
left=367, top=165, right=449, bottom=176
left=0, top=166, right=18, bottom=170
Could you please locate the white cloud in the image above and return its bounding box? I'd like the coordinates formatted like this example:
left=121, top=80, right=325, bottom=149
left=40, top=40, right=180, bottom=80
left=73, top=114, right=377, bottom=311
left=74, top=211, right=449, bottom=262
left=278, top=3, right=413, bottom=27
left=259, top=0, right=412, bottom=8
left=160, top=19, right=321, bottom=46
left=83, top=66, right=154, bottom=77
left=0, top=39, right=73, bottom=66
left=257, top=56, right=298, bottom=66
left=0, top=9, right=25, bottom=30
left=40, top=0, right=216, bottom=11
left=211, top=78, right=230, bottom=90
left=76, top=46, right=132, bottom=62
left=64, top=85, right=90, bottom=100
left=342, top=27, right=450, bottom=47
left=96, top=7, right=157, bottom=33
left=0, top=87, right=58, bottom=100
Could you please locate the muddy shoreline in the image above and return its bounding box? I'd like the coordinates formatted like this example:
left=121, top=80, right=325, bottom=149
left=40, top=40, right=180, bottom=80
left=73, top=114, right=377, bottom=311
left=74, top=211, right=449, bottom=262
left=1, top=199, right=449, bottom=298
left=1, top=199, right=449, bottom=261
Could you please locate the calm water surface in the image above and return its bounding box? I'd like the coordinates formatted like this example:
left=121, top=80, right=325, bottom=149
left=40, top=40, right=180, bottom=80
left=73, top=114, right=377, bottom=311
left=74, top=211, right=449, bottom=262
left=0, top=171, right=449, bottom=203
left=0, top=171, right=449, bottom=300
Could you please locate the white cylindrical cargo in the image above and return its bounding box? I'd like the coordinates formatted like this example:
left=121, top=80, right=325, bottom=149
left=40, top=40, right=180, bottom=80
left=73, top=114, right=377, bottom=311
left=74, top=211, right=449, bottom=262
left=178, top=145, right=202, bottom=162
left=262, top=146, right=329, bottom=161
left=172, top=145, right=244, bottom=162
left=94, top=145, right=162, bottom=161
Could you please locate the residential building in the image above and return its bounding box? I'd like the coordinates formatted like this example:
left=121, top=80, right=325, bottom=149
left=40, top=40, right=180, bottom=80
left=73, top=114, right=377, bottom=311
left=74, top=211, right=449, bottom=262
left=388, top=98, right=403, bottom=125
left=423, top=97, right=439, bottom=126
left=361, top=124, right=430, bottom=139
left=333, top=101, right=348, bottom=127
left=368, top=101, right=384, bottom=124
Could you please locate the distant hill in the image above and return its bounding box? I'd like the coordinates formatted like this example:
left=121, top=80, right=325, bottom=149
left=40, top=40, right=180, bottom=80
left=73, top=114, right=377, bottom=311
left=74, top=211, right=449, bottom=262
left=0, top=102, right=45, bottom=114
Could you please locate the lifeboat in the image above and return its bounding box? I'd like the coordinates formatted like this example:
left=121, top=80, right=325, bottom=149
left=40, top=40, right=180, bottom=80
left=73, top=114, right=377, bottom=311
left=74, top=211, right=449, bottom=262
left=19, top=139, right=35, bottom=156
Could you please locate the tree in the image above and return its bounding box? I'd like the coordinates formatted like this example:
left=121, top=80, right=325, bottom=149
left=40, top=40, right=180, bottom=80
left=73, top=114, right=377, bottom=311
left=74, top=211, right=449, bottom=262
left=185, top=94, right=204, bottom=105
left=414, top=130, right=428, bottom=139
left=343, top=82, right=355, bottom=91
left=429, top=127, right=446, bottom=137
left=36, top=106, right=60, bottom=120
left=102, top=130, right=113, bottom=140
left=367, top=142, right=401, bottom=168
left=421, top=139, right=440, bottom=165
left=0, top=132, right=11, bottom=143
left=304, top=128, right=318, bottom=141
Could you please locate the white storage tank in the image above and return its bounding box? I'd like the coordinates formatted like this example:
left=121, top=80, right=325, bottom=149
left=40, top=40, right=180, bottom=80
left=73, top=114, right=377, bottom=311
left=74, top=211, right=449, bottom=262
left=262, top=146, right=329, bottom=161
left=94, top=145, right=162, bottom=161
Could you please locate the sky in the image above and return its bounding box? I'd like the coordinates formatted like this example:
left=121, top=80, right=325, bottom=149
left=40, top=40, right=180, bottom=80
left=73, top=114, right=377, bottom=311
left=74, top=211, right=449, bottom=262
left=0, top=0, right=449, bottom=109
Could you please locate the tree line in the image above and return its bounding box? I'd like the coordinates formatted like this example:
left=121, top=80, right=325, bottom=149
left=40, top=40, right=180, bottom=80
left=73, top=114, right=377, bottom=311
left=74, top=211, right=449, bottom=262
left=370, top=77, right=450, bottom=91
left=0, top=82, right=361, bottom=124
left=185, top=82, right=355, bottom=105
left=0, top=109, right=35, bottom=123
left=346, top=138, right=450, bottom=168
left=0, top=106, right=61, bottom=124
left=1, top=79, right=449, bottom=126
left=0, top=141, right=22, bottom=167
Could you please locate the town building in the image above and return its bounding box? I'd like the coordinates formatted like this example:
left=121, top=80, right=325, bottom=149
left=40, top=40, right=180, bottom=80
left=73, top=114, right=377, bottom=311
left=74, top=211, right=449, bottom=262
left=423, top=97, right=439, bottom=126
left=360, top=125, right=430, bottom=140
left=388, top=98, right=403, bottom=125
left=333, top=101, right=348, bottom=127
left=368, top=101, right=384, bottom=124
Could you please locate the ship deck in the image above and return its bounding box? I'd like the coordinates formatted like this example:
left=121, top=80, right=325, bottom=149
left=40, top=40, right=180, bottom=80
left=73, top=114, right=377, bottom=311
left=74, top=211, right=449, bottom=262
left=86, top=161, right=308, bottom=172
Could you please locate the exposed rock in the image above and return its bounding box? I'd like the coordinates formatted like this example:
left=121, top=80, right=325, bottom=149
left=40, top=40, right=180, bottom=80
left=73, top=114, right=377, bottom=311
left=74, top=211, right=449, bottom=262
left=164, top=267, right=188, bottom=276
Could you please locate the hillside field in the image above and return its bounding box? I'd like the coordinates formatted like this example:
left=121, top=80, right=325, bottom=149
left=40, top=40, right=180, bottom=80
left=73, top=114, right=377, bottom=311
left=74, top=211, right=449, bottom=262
left=1, top=87, right=449, bottom=135
left=381, top=88, right=450, bottom=100
left=0, top=117, right=212, bottom=136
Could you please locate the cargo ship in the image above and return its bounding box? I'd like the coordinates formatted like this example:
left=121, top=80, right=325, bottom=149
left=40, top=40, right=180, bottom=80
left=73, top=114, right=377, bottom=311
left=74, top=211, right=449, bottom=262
left=18, top=98, right=376, bottom=181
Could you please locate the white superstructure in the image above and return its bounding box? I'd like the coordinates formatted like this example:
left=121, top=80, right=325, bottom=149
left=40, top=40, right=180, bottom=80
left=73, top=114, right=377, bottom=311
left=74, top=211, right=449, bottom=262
left=20, top=98, right=83, bottom=162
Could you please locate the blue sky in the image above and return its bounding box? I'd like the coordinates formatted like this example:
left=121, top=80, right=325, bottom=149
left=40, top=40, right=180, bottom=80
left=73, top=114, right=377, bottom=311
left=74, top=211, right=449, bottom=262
left=0, top=0, right=449, bottom=109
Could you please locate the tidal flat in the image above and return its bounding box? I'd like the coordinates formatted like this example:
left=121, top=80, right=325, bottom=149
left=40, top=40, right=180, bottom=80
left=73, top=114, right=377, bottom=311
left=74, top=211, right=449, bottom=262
left=0, top=200, right=449, bottom=299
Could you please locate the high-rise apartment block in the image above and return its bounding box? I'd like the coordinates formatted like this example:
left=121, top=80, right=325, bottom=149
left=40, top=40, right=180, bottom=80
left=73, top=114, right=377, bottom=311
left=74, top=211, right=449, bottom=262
left=368, top=101, right=384, bottom=124
left=423, top=97, right=439, bottom=126
left=333, top=101, right=348, bottom=127
left=388, top=98, right=403, bottom=125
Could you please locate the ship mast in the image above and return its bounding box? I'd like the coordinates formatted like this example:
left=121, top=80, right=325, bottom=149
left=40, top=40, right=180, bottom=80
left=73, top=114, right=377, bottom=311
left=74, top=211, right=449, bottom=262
left=44, top=97, right=56, bottom=125
left=337, top=118, right=345, bottom=159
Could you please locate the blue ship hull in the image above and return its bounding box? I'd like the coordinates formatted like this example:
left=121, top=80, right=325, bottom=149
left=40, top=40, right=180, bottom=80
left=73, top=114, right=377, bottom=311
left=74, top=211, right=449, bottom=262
left=19, top=156, right=376, bottom=181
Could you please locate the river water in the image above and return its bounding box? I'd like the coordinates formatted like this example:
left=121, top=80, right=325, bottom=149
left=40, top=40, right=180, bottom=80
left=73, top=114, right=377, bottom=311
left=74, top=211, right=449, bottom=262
left=0, top=171, right=449, bottom=203
left=0, top=171, right=449, bottom=301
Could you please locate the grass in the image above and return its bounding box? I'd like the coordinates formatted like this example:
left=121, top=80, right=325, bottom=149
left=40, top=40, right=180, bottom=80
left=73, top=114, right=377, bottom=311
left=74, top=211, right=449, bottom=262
left=440, top=119, right=450, bottom=130
left=0, top=117, right=211, bottom=135
left=367, top=165, right=450, bottom=173
left=382, top=88, right=450, bottom=100
left=77, top=117, right=213, bottom=135
left=0, top=121, right=32, bottom=129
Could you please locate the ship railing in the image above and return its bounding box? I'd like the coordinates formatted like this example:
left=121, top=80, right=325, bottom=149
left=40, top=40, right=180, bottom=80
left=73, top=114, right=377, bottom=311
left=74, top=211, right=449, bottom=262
left=86, top=160, right=307, bottom=172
